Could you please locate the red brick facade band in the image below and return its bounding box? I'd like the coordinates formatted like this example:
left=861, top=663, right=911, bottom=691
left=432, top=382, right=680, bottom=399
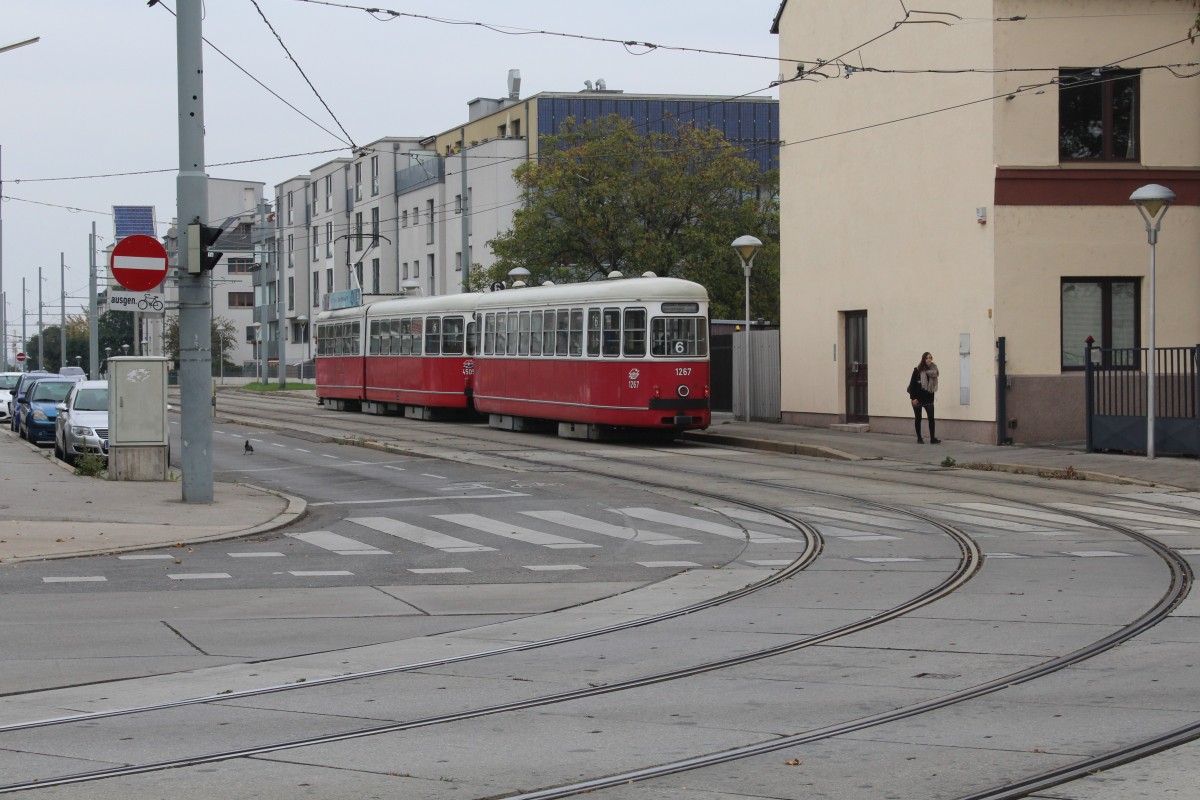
left=995, top=168, right=1200, bottom=206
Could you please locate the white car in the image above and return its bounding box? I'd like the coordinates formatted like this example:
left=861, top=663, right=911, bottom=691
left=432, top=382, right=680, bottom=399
left=54, top=380, right=109, bottom=464
left=0, top=372, right=22, bottom=423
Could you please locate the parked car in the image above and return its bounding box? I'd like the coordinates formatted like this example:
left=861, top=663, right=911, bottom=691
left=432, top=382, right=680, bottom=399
left=17, top=377, right=81, bottom=445
left=55, top=380, right=109, bottom=464
left=8, top=371, right=51, bottom=432
left=58, top=366, right=86, bottom=378
left=0, top=372, right=22, bottom=424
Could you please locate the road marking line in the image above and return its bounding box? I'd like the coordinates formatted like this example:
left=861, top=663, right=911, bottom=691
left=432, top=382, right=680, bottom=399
left=227, top=552, right=287, bottom=558
left=168, top=573, right=232, bottom=580
left=637, top=561, right=700, bottom=568
left=310, top=492, right=527, bottom=507
left=1053, top=503, right=1200, bottom=529
left=435, top=513, right=600, bottom=549
left=42, top=576, right=107, bottom=583
left=409, top=567, right=472, bottom=574
left=288, top=531, right=391, bottom=555
left=289, top=570, right=354, bottom=576
left=524, top=564, right=586, bottom=571
left=853, top=557, right=923, bottom=563
left=744, top=559, right=794, bottom=566
left=950, top=502, right=1102, bottom=527
left=615, top=508, right=797, bottom=544
left=422, top=473, right=447, bottom=479
left=1062, top=550, right=1133, bottom=558
left=522, top=510, right=697, bottom=546
left=348, top=517, right=496, bottom=552
left=295, top=448, right=311, bottom=453
left=118, top=554, right=175, bottom=560
left=984, top=552, right=1029, bottom=559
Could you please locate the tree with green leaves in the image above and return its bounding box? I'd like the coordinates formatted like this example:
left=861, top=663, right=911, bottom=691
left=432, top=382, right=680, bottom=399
left=479, top=114, right=780, bottom=322
left=22, top=311, right=133, bottom=373
left=162, top=315, right=240, bottom=374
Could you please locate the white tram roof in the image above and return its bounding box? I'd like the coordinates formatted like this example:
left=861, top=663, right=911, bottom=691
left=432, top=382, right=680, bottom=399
left=476, top=277, right=708, bottom=311
left=316, top=292, right=483, bottom=323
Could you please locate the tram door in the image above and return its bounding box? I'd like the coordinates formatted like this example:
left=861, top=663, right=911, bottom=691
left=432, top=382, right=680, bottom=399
left=844, top=311, right=868, bottom=423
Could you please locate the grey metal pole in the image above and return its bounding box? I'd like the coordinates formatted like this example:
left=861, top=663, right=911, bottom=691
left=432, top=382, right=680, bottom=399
left=37, top=267, right=43, bottom=369
left=460, top=138, right=469, bottom=292
left=176, top=0, right=214, bottom=502
left=21, top=277, right=26, bottom=371
left=276, top=232, right=287, bottom=389
left=60, top=253, right=65, bottom=371
left=89, top=223, right=99, bottom=379
left=1147, top=234, right=1157, bottom=460
left=0, top=145, right=5, bottom=369
left=743, top=266, right=751, bottom=422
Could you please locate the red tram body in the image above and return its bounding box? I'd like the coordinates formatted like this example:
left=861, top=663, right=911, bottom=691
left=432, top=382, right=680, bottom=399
left=315, top=276, right=711, bottom=438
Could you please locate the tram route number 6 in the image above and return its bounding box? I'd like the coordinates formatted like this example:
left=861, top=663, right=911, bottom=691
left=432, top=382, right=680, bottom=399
left=674, top=340, right=686, bottom=354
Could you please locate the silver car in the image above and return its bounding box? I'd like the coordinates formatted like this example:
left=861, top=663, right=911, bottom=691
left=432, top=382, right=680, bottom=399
left=54, top=380, right=109, bottom=464
left=0, top=372, right=21, bottom=423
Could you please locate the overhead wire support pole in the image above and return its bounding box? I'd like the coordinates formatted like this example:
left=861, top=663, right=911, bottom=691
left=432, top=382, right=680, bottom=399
left=176, top=0, right=215, bottom=502
left=89, top=223, right=99, bottom=380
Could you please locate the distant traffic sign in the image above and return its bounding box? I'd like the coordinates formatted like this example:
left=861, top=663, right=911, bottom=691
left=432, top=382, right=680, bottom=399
left=110, top=234, right=169, bottom=292
left=16, top=352, right=25, bottom=363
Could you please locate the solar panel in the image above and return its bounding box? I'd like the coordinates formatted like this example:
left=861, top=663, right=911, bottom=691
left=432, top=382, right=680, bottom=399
left=112, top=206, right=157, bottom=239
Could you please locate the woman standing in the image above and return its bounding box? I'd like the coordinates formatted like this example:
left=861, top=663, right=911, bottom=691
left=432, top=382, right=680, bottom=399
left=907, top=352, right=940, bottom=444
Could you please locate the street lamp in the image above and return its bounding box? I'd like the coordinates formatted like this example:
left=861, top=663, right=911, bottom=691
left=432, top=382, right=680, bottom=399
left=1130, top=183, right=1175, bottom=460
left=104, top=346, right=111, bottom=377
left=731, top=235, right=763, bottom=421
left=141, top=337, right=149, bottom=357
left=121, top=343, right=130, bottom=356
left=74, top=355, right=81, bottom=371
left=297, top=315, right=311, bottom=380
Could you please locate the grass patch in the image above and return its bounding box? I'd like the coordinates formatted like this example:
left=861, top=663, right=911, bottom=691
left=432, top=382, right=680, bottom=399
left=240, top=382, right=314, bottom=392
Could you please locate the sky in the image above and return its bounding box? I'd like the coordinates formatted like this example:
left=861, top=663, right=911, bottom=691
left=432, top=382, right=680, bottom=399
left=0, top=0, right=784, bottom=353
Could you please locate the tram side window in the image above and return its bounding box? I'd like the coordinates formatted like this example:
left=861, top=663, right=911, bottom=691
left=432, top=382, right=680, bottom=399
left=602, top=307, right=621, bottom=357
left=399, top=318, right=412, bottom=355
left=555, top=309, right=570, bottom=356
left=443, top=317, right=465, bottom=355
left=518, top=311, right=531, bottom=356
left=466, top=320, right=477, bottom=356
left=651, top=317, right=708, bottom=357
left=370, top=320, right=381, bottom=355
left=530, top=310, right=543, bottom=356
left=411, top=316, right=423, bottom=356
left=506, top=312, right=520, bottom=356
left=586, top=308, right=602, bottom=357
left=425, top=316, right=442, bottom=355
left=543, top=310, right=556, bottom=356
left=337, top=323, right=347, bottom=355
left=569, top=308, right=584, bottom=357
left=623, top=308, right=647, bottom=357
left=389, top=319, right=400, bottom=355
left=495, top=312, right=507, bottom=355
left=483, top=313, right=496, bottom=356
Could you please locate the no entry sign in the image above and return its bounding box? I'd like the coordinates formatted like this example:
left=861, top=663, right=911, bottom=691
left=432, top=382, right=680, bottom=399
left=110, top=235, right=169, bottom=292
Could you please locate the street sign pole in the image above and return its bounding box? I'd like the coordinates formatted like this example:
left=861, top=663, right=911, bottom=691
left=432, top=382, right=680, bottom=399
left=177, top=0, right=214, bottom=503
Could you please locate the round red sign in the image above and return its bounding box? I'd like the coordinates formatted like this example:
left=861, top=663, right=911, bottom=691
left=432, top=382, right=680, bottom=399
left=16, top=352, right=26, bottom=363
left=110, top=234, right=169, bottom=292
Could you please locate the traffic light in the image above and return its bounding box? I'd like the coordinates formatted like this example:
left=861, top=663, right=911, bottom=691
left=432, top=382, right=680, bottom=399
left=186, top=222, right=225, bottom=274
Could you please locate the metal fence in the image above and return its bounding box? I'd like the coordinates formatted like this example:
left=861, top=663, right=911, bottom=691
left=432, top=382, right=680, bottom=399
left=1085, top=342, right=1199, bottom=456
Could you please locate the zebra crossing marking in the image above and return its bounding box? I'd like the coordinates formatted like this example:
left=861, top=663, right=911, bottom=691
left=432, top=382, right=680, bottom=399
left=409, top=567, right=472, bottom=574
left=524, top=564, right=586, bottom=571
left=1052, top=503, right=1200, bottom=529
left=521, top=510, right=698, bottom=546
left=289, top=570, right=354, bottom=577
left=227, top=552, right=286, bottom=558
left=117, top=554, right=174, bottom=560
left=614, top=508, right=798, bottom=544
left=42, top=576, right=107, bottom=583
left=347, top=517, right=497, bottom=552
left=637, top=561, right=700, bottom=568
left=288, top=531, right=391, bottom=555
left=168, top=573, right=232, bottom=580
left=788, top=506, right=914, bottom=530
left=435, top=513, right=600, bottom=549
left=949, top=502, right=1102, bottom=528
left=1062, top=550, right=1133, bottom=558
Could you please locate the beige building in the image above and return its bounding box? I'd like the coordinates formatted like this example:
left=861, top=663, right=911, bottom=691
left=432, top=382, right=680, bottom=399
left=772, top=0, right=1199, bottom=443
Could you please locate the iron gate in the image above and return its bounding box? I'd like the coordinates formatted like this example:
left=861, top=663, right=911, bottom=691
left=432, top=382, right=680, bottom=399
left=1085, top=342, right=1200, bottom=456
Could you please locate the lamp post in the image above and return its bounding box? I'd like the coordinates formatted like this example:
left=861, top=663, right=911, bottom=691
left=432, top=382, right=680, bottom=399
left=104, top=346, right=111, bottom=377
left=1130, top=183, right=1175, bottom=460
left=297, top=315, right=310, bottom=380
left=731, top=235, right=763, bottom=421
left=121, top=343, right=130, bottom=357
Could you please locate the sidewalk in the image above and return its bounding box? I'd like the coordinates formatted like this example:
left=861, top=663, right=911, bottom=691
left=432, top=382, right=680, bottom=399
left=0, top=429, right=304, bottom=564
left=2, top=407, right=1195, bottom=564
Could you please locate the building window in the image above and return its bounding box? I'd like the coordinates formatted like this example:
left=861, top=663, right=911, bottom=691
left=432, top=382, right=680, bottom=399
left=325, top=222, right=333, bottom=258
left=1061, top=278, right=1139, bottom=369
left=456, top=251, right=462, bottom=272
left=287, top=234, right=294, bottom=267
left=355, top=262, right=363, bottom=289
left=371, top=207, right=379, bottom=244
left=228, top=291, right=254, bottom=308
left=326, top=268, right=333, bottom=293
left=287, top=191, right=294, bottom=225
left=312, top=226, right=319, bottom=260
left=371, top=258, right=380, bottom=294
left=512, top=119, right=520, bottom=138
left=227, top=257, right=254, bottom=274
left=354, top=162, right=362, bottom=202
left=402, top=210, right=408, bottom=228
left=403, top=262, right=409, bottom=280
left=312, top=273, right=320, bottom=307
left=427, top=254, right=435, bottom=292
left=1059, top=69, right=1140, bottom=162
left=455, top=194, right=462, bottom=214
left=371, top=155, right=380, bottom=196
left=287, top=276, right=294, bottom=310
left=355, top=212, right=364, bottom=251
left=325, top=175, right=333, bottom=211
left=426, top=199, right=435, bottom=245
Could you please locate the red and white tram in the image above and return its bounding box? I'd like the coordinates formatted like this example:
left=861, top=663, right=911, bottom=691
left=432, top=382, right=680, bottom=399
left=316, top=293, right=479, bottom=417
left=315, top=276, right=711, bottom=438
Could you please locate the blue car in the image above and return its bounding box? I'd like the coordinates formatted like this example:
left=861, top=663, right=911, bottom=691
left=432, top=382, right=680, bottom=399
left=18, top=377, right=80, bottom=445
left=8, top=371, right=50, bottom=432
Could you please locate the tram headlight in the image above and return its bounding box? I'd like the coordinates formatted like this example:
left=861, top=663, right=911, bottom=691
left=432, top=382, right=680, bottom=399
left=677, top=385, right=690, bottom=398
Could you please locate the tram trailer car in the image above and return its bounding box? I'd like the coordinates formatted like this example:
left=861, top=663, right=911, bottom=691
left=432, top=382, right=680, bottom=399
left=472, top=277, right=711, bottom=440
left=315, top=276, right=712, bottom=440
left=315, top=293, right=479, bottom=419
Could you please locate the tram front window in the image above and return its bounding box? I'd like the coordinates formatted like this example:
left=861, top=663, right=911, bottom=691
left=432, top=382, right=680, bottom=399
left=651, top=317, right=708, bottom=357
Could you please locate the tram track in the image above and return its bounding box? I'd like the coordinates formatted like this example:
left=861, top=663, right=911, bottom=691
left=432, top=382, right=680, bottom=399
left=2, top=394, right=1188, bottom=796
